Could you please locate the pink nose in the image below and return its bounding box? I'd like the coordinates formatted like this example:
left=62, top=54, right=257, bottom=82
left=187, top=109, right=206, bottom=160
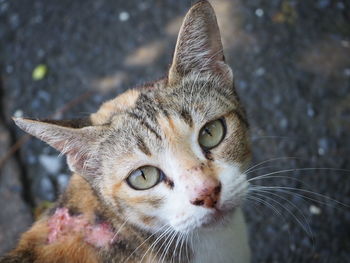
left=190, top=183, right=221, bottom=208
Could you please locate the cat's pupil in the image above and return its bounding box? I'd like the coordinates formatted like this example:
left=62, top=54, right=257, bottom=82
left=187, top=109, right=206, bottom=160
left=140, top=170, right=146, bottom=180
left=204, top=127, right=213, bottom=136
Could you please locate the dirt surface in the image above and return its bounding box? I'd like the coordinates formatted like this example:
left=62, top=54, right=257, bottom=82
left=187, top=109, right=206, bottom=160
left=0, top=0, right=349, bottom=262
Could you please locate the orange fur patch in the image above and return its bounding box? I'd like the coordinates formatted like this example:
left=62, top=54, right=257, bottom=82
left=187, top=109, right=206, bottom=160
left=9, top=219, right=99, bottom=263
left=91, top=89, right=140, bottom=125
left=40, top=235, right=99, bottom=263
left=157, top=115, right=183, bottom=145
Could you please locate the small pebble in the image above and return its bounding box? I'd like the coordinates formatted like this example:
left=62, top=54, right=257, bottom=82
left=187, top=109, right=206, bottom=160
left=43, top=146, right=51, bottom=154
left=273, top=95, right=281, bottom=105
left=119, top=11, right=130, bottom=22
left=341, top=40, right=349, bottom=48
left=343, top=68, right=350, bottom=77
left=336, top=2, right=345, bottom=9
left=5, top=64, right=13, bottom=74
left=318, top=137, right=329, bottom=156
left=38, top=90, right=51, bottom=102
left=138, top=2, right=148, bottom=10
left=255, top=8, right=264, bottom=17
left=9, top=14, right=20, bottom=28
left=253, top=46, right=261, bottom=53
left=238, top=80, right=247, bottom=90
left=279, top=118, right=288, bottom=129
left=32, top=15, right=43, bottom=24
left=57, top=174, right=70, bottom=193
left=0, top=2, right=8, bottom=13
left=317, top=0, right=330, bottom=8
left=27, top=155, right=36, bottom=164
left=245, top=23, right=253, bottom=32
left=309, top=205, right=322, bottom=215
left=36, top=49, right=45, bottom=58
left=307, top=104, right=315, bottom=117
left=13, top=109, right=23, bottom=118
left=301, top=237, right=311, bottom=247
left=290, top=243, right=296, bottom=251
left=31, top=99, right=41, bottom=109
left=39, top=155, right=62, bottom=174
left=39, top=176, right=55, bottom=201
left=281, top=223, right=289, bottom=231
left=9, top=185, right=21, bottom=193
left=255, top=67, right=266, bottom=76
left=318, top=147, right=325, bottom=155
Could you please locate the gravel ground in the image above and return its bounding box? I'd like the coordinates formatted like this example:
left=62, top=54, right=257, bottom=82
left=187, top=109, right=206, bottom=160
left=0, top=0, right=349, bottom=262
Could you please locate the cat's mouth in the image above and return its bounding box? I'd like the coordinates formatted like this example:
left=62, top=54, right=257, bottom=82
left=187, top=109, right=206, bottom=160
left=171, top=208, right=232, bottom=233
left=201, top=207, right=235, bottom=229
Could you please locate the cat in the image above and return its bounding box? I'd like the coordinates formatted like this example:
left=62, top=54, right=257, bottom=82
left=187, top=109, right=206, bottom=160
left=1, top=1, right=251, bottom=262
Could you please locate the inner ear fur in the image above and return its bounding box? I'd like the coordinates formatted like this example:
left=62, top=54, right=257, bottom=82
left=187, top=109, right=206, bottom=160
left=168, top=0, right=230, bottom=84
left=13, top=117, right=104, bottom=177
left=38, top=117, right=93, bottom=128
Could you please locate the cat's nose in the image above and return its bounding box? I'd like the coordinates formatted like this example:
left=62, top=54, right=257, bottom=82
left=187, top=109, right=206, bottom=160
left=190, top=183, right=221, bottom=209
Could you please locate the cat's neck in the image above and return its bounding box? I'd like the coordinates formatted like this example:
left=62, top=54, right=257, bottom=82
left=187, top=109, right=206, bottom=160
left=54, top=174, right=188, bottom=262
left=4, top=174, right=250, bottom=263
left=54, top=174, right=153, bottom=261
left=46, top=175, right=249, bottom=263
left=192, top=208, right=250, bottom=263
left=55, top=174, right=126, bottom=234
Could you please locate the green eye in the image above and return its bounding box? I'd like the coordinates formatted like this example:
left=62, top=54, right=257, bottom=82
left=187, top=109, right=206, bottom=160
left=198, top=119, right=225, bottom=149
left=126, top=166, right=162, bottom=190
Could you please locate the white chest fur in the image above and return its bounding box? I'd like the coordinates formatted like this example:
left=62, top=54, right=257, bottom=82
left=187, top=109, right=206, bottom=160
left=192, top=208, right=250, bottom=263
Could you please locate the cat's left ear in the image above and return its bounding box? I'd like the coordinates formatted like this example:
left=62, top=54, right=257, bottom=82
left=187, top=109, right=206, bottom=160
left=168, top=0, right=232, bottom=84
left=13, top=117, right=103, bottom=177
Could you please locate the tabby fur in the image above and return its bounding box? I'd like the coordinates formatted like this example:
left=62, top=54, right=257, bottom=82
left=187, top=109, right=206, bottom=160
left=1, top=1, right=251, bottom=262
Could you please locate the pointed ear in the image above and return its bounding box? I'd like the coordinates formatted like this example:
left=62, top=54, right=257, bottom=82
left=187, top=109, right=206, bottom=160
left=168, top=1, right=230, bottom=84
left=13, top=117, right=103, bottom=177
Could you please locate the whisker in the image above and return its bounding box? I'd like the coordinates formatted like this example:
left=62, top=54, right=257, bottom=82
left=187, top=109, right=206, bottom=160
left=123, top=224, right=167, bottom=263
left=179, top=233, right=185, bottom=263
left=164, top=231, right=177, bottom=263
left=247, top=175, right=313, bottom=188
left=248, top=167, right=350, bottom=183
left=111, top=218, right=129, bottom=243
left=185, top=231, right=190, bottom=263
left=189, top=230, right=195, bottom=255
left=172, top=231, right=182, bottom=262
left=249, top=185, right=349, bottom=208
left=158, top=229, right=177, bottom=263
left=151, top=227, right=174, bottom=262
left=246, top=195, right=284, bottom=218
left=244, top=157, right=301, bottom=174
left=250, top=190, right=313, bottom=237
left=148, top=226, right=172, bottom=260
left=246, top=165, right=288, bottom=175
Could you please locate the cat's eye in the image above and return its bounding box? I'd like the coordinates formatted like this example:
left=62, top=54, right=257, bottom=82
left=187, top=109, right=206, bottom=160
left=126, top=166, right=162, bottom=190
left=198, top=119, right=226, bottom=150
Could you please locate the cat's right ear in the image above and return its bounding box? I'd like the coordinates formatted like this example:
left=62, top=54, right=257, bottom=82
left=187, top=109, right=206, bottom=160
left=168, top=0, right=232, bottom=85
left=13, top=117, right=103, bottom=177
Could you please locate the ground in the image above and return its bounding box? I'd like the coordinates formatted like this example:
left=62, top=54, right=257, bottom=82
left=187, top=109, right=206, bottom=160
left=0, top=0, right=349, bottom=262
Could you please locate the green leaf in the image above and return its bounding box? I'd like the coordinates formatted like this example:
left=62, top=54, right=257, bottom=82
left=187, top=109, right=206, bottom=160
left=32, top=64, right=48, bottom=81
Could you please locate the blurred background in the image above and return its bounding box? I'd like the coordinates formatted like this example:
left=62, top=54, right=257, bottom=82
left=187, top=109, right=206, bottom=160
left=0, top=0, right=349, bottom=262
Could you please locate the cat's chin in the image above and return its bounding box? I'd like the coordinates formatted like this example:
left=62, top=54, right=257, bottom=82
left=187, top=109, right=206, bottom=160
left=174, top=207, right=236, bottom=233
left=200, top=207, right=236, bottom=229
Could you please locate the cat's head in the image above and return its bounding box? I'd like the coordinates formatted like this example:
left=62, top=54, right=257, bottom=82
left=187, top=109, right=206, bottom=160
left=14, top=1, right=251, bottom=233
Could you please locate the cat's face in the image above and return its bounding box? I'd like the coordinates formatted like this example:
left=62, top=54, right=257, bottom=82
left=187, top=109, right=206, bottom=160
left=93, top=73, right=250, bottom=233
left=14, top=1, right=251, bottom=234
